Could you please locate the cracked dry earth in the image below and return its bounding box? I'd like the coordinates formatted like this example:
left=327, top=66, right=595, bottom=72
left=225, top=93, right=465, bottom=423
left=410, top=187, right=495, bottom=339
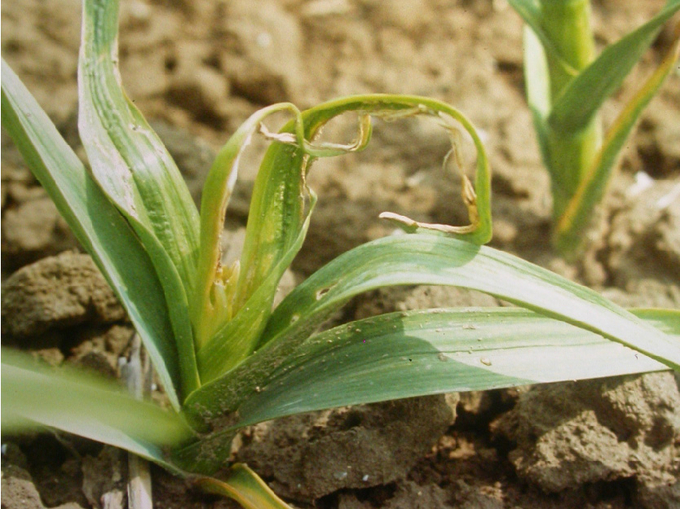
left=2, top=0, right=680, bottom=508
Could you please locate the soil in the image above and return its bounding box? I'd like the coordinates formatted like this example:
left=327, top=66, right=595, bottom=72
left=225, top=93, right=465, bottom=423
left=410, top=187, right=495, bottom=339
left=2, top=0, right=680, bottom=508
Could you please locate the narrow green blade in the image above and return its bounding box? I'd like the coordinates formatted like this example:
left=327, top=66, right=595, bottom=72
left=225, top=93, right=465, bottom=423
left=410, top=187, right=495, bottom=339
left=231, top=308, right=673, bottom=427
left=185, top=235, right=679, bottom=420
left=79, top=0, right=199, bottom=395
left=1, top=60, right=181, bottom=409
left=192, top=103, right=303, bottom=350
left=231, top=116, right=310, bottom=315
left=634, top=309, right=680, bottom=335
left=2, top=349, right=192, bottom=471
left=196, top=465, right=296, bottom=509
left=79, top=0, right=199, bottom=287
left=548, top=0, right=680, bottom=135
left=198, top=94, right=491, bottom=379
left=265, top=235, right=679, bottom=367
left=235, top=95, right=492, bottom=310
left=555, top=33, right=680, bottom=252
left=506, top=0, right=578, bottom=76
left=523, top=25, right=553, bottom=171
left=194, top=102, right=316, bottom=374
left=197, top=193, right=317, bottom=383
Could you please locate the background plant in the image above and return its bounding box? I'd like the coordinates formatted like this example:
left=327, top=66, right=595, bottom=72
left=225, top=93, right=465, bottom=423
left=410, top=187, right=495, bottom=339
left=507, top=0, right=680, bottom=255
left=2, top=0, right=680, bottom=507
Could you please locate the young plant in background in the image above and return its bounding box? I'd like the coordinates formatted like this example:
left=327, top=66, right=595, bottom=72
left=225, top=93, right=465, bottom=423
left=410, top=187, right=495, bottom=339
left=2, top=1, right=680, bottom=508
left=507, top=0, right=680, bottom=255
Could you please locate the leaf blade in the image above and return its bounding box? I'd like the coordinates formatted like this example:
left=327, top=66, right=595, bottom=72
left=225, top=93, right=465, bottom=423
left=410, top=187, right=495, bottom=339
left=547, top=0, right=680, bottom=135
left=185, top=235, right=679, bottom=421
left=197, top=94, right=492, bottom=380
left=235, top=94, right=493, bottom=310
left=79, top=0, right=200, bottom=395
left=1, top=349, right=192, bottom=470
left=266, top=235, right=679, bottom=367
left=192, top=103, right=303, bottom=350
left=555, top=30, right=680, bottom=251
left=197, top=465, right=297, bottom=509
left=197, top=194, right=317, bottom=383
left=1, top=59, right=182, bottom=409
left=506, top=0, right=579, bottom=76
left=233, top=308, right=672, bottom=427
left=79, top=0, right=200, bottom=283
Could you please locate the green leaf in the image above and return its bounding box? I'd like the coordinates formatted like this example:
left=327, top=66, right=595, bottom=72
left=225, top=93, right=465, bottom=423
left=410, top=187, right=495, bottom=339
left=185, top=234, right=679, bottom=421
left=231, top=114, right=311, bottom=316
left=266, top=235, right=679, bottom=366
left=1, top=60, right=182, bottom=409
left=79, top=0, right=200, bottom=395
left=555, top=33, right=680, bottom=252
left=548, top=0, right=680, bottom=135
left=634, top=309, right=680, bottom=335
left=523, top=25, right=552, bottom=172
left=192, top=103, right=305, bottom=350
left=196, top=193, right=317, bottom=383
left=232, top=308, right=673, bottom=427
left=196, top=465, right=296, bottom=509
left=193, top=101, right=322, bottom=374
left=518, top=1, right=602, bottom=217
left=506, top=0, right=579, bottom=77
left=1, top=349, right=192, bottom=471
left=195, top=100, right=346, bottom=374
left=197, top=94, right=492, bottom=380
left=169, top=427, right=236, bottom=474
left=234, top=95, right=492, bottom=308
left=79, top=0, right=199, bottom=287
